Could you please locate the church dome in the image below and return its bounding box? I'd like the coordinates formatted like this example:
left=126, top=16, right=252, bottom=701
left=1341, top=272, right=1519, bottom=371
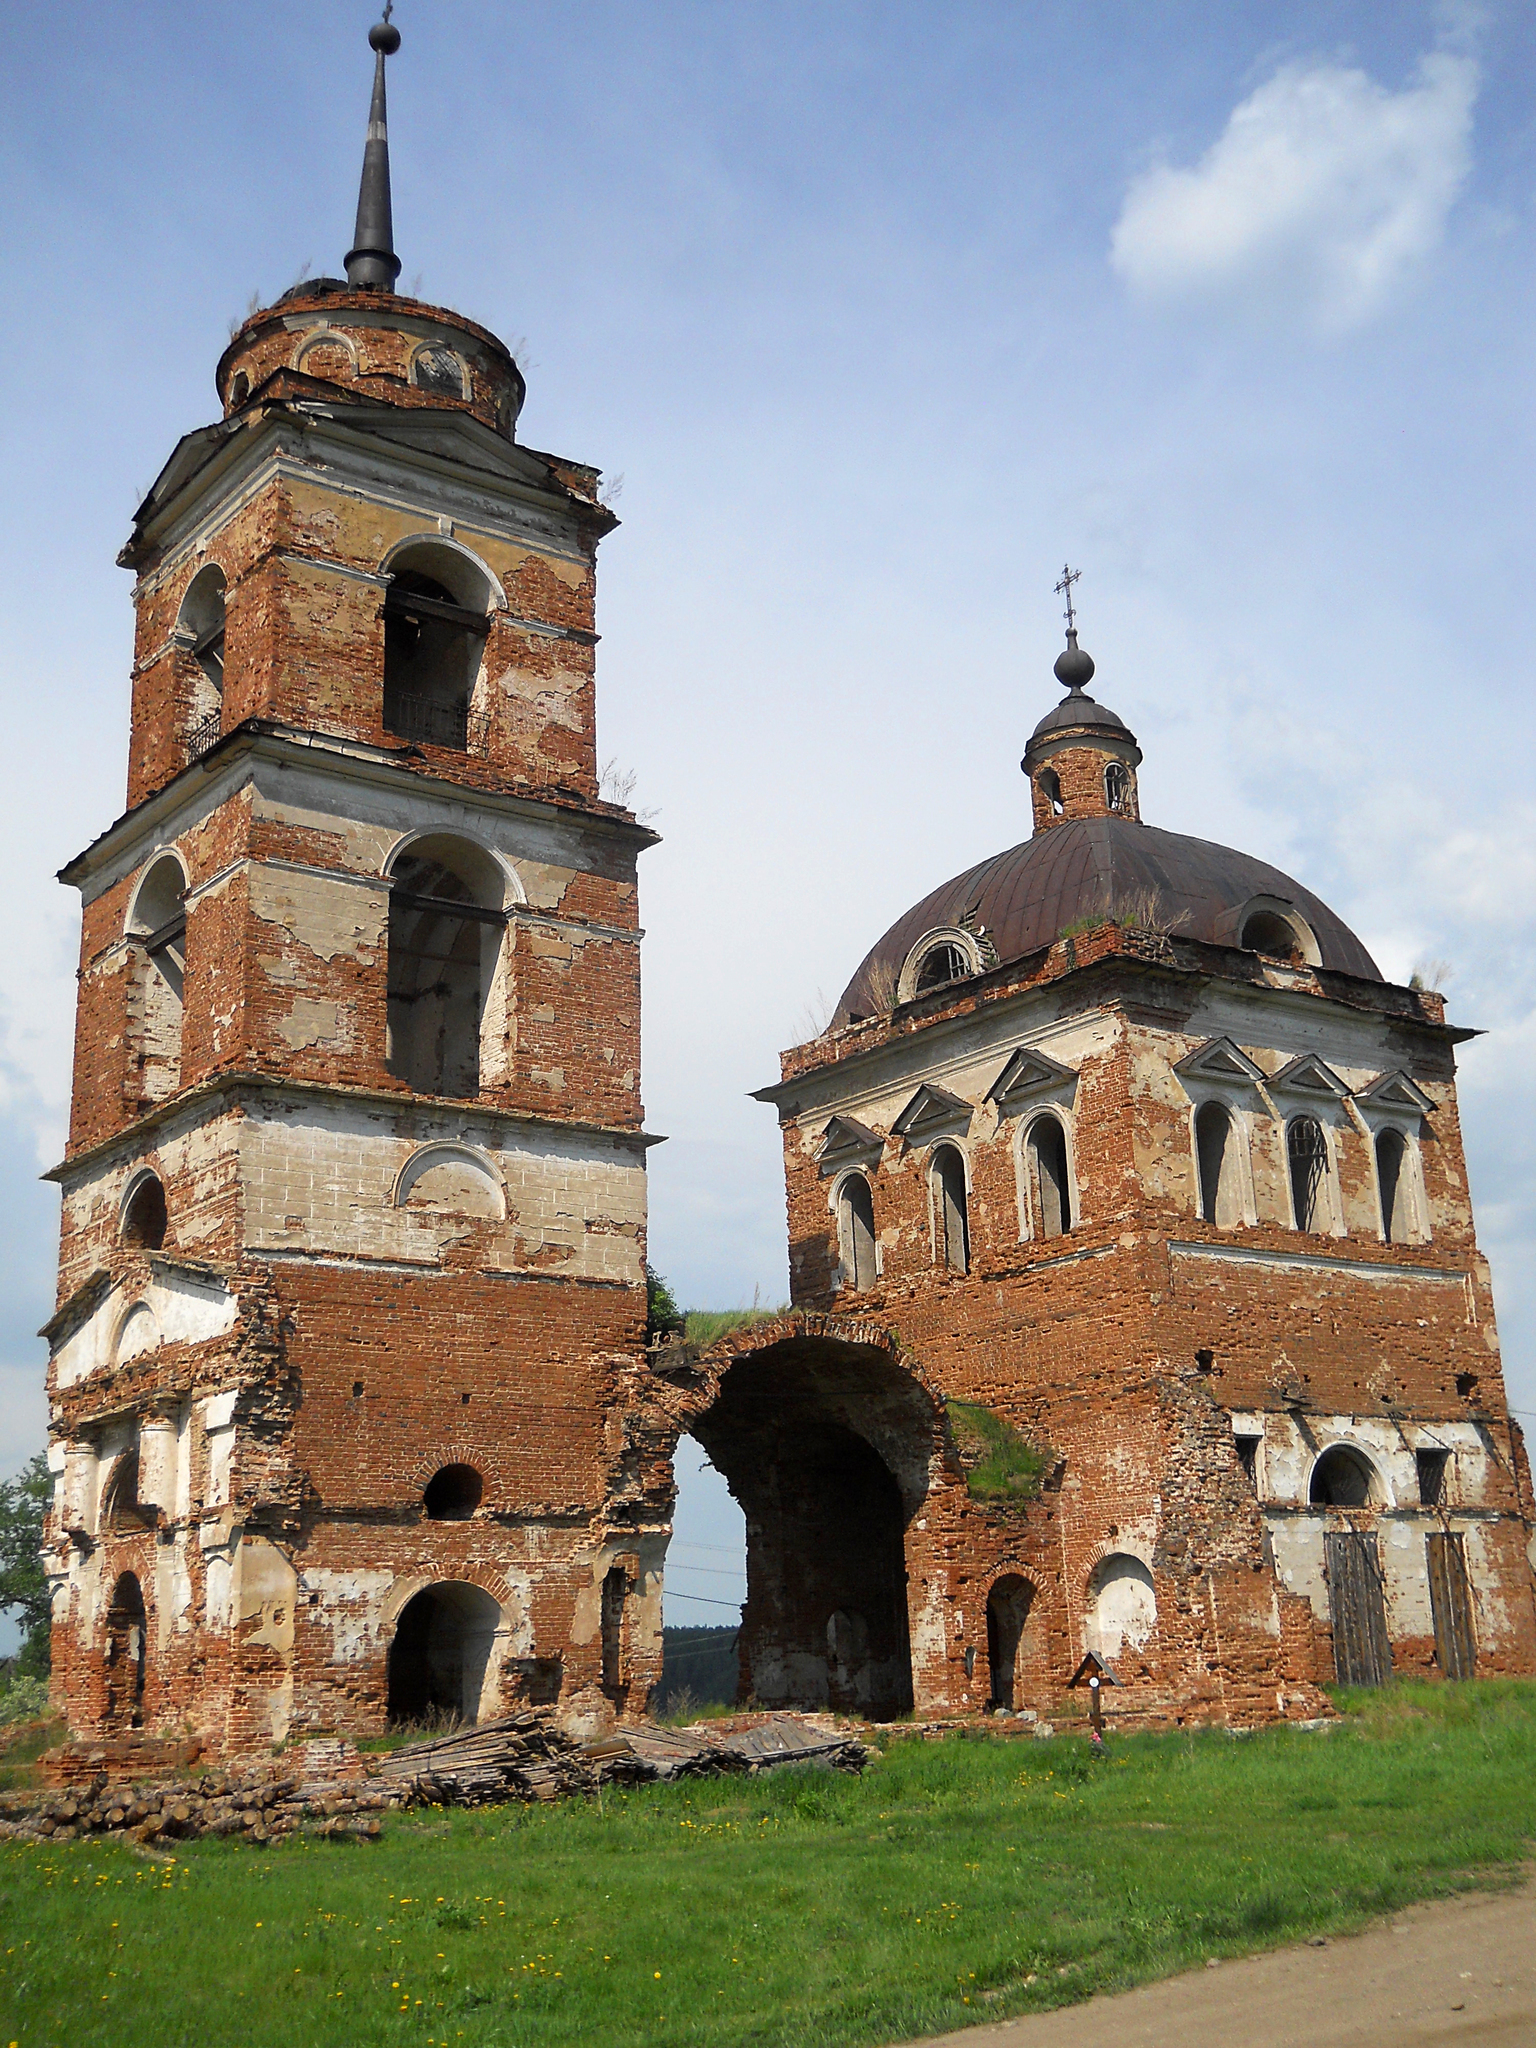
left=833, top=815, right=1382, bottom=1023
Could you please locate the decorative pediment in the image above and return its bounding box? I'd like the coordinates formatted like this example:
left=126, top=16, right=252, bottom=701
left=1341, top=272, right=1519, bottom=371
left=986, top=1046, right=1078, bottom=1116
left=1355, top=1068, right=1435, bottom=1115
left=1267, top=1053, right=1350, bottom=1100
left=1173, top=1036, right=1265, bottom=1087
left=891, top=1083, right=973, bottom=1144
left=817, top=1115, right=884, bottom=1174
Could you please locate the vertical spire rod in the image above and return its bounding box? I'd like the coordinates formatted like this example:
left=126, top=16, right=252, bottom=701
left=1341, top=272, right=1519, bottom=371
left=345, top=11, right=403, bottom=291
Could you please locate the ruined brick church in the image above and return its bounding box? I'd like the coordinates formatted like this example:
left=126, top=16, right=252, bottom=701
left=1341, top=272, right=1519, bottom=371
left=42, top=22, right=1535, bottom=1753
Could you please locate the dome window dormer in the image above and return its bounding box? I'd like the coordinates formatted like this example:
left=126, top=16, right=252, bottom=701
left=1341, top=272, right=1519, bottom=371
left=899, top=927, right=983, bottom=1004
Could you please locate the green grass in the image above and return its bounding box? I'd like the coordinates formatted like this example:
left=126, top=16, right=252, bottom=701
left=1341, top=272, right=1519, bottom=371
left=3, top=1681, right=1535, bottom=2048
left=683, top=1308, right=786, bottom=1346
left=945, top=1403, right=1049, bottom=1505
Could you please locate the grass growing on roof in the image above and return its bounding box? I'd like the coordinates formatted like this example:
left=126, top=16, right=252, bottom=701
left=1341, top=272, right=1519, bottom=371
left=684, top=1306, right=786, bottom=1346
left=946, top=1400, right=1050, bottom=1503
left=4, top=1681, right=1536, bottom=2048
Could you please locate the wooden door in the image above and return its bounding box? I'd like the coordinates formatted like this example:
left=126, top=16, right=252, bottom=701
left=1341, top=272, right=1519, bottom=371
left=1324, top=1531, right=1392, bottom=1687
left=1426, top=1531, right=1476, bottom=1680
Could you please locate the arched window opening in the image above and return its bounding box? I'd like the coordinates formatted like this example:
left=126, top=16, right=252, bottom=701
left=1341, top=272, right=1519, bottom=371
left=1310, top=1444, right=1381, bottom=1508
left=386, top=1582, right=501, bottom=1728
left=101, top=1448, right=153, bottom=1534
left=1287, top=1117, right=1328, bottom=1232
left=837, top=1175, right=877, bottom=1291
left=986, top=1575, right=1034, bottom=1710
left=422, top=1463, right=483, bottom=1521
left=915, top=942, right=969, bottom=996
left=104, top=1572, right=147, bottom=1731
left=386, top=838, right=505, bottom=1099
left=601, top=1565, right=631, bottom=1692
left=1027, top=1116, right=1072, bottom=1237
left=1104, top=762, right=1130, bottom=812
left=1376, top=1128, right=1411, bottom=1243
left=1195, top=1101, right=1239, bottom=1227
left=121, top=1174, right=168, bottom=1251
left=179, top=565, right=225, bottom=694
left=382, top=561, right=490, bottom=751
left=1241, top=909, right=1304, bottom=962
left=127, top=855, right=187, bottom=1103
left=1037, top=766, right=1064, bottom=816
left=931, top=1145, right=969, bottom=1273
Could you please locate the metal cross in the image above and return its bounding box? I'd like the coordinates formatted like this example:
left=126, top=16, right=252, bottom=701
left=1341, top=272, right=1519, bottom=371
left=1054, top=563, right=1081, bottom=635
left=382, top=0, right=394, bottom=19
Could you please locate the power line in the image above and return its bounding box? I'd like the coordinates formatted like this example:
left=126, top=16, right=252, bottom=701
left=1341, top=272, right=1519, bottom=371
left=662, top=1590, right=744, bottom=1612
left=664, top=1563, right=745, bottom=1581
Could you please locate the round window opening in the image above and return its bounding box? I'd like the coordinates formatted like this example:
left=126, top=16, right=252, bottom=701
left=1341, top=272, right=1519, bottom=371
left=423, top=1463, right=484, bottom=1521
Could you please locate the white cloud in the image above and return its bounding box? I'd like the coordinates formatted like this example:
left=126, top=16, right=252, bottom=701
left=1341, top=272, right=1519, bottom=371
left=1111, top=52, right=1477, bottom=331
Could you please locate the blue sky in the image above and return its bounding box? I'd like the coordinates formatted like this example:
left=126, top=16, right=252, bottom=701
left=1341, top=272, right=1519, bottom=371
left=2, top=3, right=1533, bottom=1630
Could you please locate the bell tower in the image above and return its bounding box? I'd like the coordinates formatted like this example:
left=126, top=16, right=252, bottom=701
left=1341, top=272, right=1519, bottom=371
left=44, top=20, right=661, bottom=1752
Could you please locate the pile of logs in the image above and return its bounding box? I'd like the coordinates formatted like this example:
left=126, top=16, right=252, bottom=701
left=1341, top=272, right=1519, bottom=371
left=0, top=1710, right=869, bottom=1851
left=0, top=1766, right=394, bottom=1849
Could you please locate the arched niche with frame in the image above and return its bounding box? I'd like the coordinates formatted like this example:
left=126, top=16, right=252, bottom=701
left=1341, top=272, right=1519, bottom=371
left=383, top=834, right=514, bottom=1100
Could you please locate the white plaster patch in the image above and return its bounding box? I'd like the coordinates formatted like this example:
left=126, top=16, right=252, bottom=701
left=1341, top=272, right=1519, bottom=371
left=53, top=1267, right=238, bottom=1388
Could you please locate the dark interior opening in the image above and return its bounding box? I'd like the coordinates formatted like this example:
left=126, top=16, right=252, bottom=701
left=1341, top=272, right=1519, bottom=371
left=383, top=570, right=487, bottom=750
left=1310, top=1444, right=1377, bottom=1508
left=1241, top=909, right=1303, bottom=962
left=839, top=1175, right=877, bottom=1290
left=932, top=1144, right=969, bottom=1272
left=690, top=1339, right=928, bottom=1719
left=1417, top=1448, right=1449, bottom=1507
left=915, top=942, right=969, bottom=996
left=1028, top=1116, right=1072, bottom=1236
left=121, top=1175, right=168, bottom=1250
left=423, top=1463, right=483, bottom=1521
left=386, top=848, right=497, bottom=1099
left=104, top=1571, right=147, bottom=1731
left=386, top=1582, right=500, bottom=1727
left=1195, top=1100, right=1233, bottom=1225
left=986, top=1574, right=1034, bottom=1709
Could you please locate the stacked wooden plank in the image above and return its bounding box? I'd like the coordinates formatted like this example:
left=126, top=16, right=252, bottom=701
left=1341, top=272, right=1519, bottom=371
left=0, top=1711, right=870, bottom=1848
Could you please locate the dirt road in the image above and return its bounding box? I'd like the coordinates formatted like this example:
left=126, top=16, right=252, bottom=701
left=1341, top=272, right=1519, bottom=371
left=902, top=1879, right=1536, bottom=2047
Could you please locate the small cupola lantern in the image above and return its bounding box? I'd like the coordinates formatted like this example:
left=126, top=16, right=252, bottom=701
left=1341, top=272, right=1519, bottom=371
left=1021, top=566, right=1143, bottom=834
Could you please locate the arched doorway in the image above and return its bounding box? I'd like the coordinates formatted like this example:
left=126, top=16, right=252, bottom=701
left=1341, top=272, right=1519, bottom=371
left=986, top=1574, right=1035, bottom=1709
left=103, top=1571, right=147, bottom=1730
left=685, top=1333, right=935, bottom=1719
left=386, top=1582, right=502, bottom=1727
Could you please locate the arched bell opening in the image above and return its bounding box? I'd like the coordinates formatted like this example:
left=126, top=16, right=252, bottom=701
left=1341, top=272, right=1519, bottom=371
left=103, top=1571, right=147, bottom=1731
left=386, top=1581, right=502, bottom=1729
left=684, top=1335, right=935, bottom=1720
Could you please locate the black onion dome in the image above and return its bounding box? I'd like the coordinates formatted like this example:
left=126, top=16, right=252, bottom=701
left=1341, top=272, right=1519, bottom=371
left=834, top=816, right=1381, bottom=1022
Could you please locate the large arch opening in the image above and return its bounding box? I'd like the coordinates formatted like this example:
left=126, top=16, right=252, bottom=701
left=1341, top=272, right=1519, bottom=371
left=386, top=1581, right=502, bottom=1728
left=684, top=1335, right=934, bottom=1720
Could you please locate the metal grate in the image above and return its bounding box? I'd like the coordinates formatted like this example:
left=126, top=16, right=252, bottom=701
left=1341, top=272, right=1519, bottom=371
left=187, top=710, right=223, bottom=759
left=384, top=692, right=486, bottom=752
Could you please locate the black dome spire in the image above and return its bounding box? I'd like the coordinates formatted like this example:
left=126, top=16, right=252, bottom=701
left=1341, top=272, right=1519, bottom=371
left=345, top=12, right=403, bottom=291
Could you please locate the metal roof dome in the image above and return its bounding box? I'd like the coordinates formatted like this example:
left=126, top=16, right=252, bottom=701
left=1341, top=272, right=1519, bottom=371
left=833, top=815, right=1382, bottom=1023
